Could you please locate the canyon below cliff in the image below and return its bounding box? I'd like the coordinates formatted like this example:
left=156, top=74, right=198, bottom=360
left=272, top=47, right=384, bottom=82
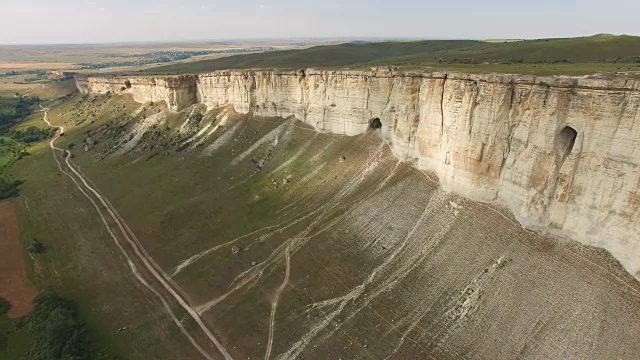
left=76, top=69, right=640, bottom=282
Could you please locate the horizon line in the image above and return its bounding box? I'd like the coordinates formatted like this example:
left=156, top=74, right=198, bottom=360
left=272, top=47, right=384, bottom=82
left=0, top=33, right=635, bottom=47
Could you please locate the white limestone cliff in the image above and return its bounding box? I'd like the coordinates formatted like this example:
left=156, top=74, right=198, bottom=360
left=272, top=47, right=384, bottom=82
left=75, top=75, right=198, bottom=111
left=75, top=70, right=640, bottom=280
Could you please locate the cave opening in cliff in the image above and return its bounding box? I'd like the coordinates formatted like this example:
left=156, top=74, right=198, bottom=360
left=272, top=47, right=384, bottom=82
left=124, top=80, right=132, bottom=89
left=557, top=126, right=577, bottom=161
left=370, top=117, right=382, bottom=129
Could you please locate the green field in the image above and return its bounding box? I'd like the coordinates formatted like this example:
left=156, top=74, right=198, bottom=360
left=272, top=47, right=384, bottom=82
left=143, top=34, right=640, bottom=75
left=2, top=89, right=205, bottom=359
left=0, top=316, right=31, bottom=360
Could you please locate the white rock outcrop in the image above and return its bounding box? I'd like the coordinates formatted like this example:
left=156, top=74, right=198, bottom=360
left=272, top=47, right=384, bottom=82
left=75, top=69, right=640, bottom=280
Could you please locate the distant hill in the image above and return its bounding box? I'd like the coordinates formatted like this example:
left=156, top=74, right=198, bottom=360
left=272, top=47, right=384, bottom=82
left=143, top=34, right=640, bottom=74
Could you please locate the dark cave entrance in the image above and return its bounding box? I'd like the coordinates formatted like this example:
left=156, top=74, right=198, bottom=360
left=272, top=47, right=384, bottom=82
left=124, top=80, right=132, bottom=89
left=556, top=126, right=577, bottom=161
left=370, top=117, right=382, bottom=129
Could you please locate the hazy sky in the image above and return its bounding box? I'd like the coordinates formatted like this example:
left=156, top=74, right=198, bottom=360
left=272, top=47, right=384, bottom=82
left=0, top=0, right=638, bottom=44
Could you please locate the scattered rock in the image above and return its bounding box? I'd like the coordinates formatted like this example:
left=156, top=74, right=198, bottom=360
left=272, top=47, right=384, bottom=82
left=339, top=155, right=346, bottom=162
left=493, top=256, right=507, bottom=269
left=231, top=245, right=241, bottom=255
left=251, top=261, right=257, bottom=266
left=449, top=201, right=462, bottom=210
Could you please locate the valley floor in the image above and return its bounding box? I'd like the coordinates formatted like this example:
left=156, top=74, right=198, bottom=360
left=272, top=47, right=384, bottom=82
left=11, top=93, right=640, bottom=359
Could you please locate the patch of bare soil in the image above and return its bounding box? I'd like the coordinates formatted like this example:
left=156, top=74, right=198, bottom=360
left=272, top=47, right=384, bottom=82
left=0, top=201, right=37, bottom=318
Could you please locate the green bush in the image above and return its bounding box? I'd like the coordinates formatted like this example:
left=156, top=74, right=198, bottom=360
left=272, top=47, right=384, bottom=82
left=27, top=239, right=45, bottom=254
left=189, top=113, right=204, bottom=124
left=10, top=126, right=56, bottom=144
left=0, top=178, right=23, bottom=200
left=0, top=297, right=10, bottom=316
left=17, top=290, right=92, bottom=360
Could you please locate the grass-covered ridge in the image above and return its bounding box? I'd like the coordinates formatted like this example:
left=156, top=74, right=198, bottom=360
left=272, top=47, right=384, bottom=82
left=143, top=34, right=640, bottom=75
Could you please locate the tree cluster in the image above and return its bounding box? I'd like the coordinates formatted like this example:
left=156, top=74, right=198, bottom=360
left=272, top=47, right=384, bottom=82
left=16, top=290, right=96, bottom=360
left=0, top=297, right=10, bottom=316
left=0, top=178, right=23, bottom=200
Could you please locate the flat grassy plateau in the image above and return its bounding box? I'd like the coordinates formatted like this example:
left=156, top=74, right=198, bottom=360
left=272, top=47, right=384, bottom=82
left=142, top=34, right=640, bottom=77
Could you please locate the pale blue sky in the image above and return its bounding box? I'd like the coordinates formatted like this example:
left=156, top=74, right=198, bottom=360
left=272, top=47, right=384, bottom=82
left=0, top=0, right=638, bottom=44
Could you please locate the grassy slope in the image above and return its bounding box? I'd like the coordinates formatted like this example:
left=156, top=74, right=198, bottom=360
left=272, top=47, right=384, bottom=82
left=0, top=316, right=30, bottom=359
left=3, top=90, right=203, bottom=359
left=144, top=34, right=640, bottom=75
left=5, top=84, right=640, bottom=358
left=48, top=95, right=640, bottom=359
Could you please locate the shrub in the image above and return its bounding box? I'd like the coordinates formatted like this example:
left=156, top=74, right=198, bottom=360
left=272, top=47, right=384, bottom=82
left=0, top=178, right=22, bottom=200
left=0, top=297, right=10, bottom=316
left=10, top=126, right=56, bottom=144
left=17, top=290, right=92, bottom=360
left=189, top=113, right=204, bottom=124
left=28, top=239, right=45, bottom=254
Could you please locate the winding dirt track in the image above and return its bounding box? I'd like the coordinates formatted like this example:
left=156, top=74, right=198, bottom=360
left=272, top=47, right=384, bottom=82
left=264, top=245, right=291, bottom=360
left=41, top=106, right=232, bottom=360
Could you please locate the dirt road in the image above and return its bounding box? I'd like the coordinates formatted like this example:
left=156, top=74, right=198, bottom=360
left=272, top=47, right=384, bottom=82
left=264, top=245, right=291, bottom=360
left=41, top=106, right=232, bottom=360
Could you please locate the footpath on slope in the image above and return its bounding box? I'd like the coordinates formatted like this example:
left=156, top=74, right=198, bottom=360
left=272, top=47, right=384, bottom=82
left=40, top=105, right=233, bottom=360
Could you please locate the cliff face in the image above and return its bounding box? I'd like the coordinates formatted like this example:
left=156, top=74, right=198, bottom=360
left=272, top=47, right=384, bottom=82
left=75, top=70, right=640, bottom=279
left=76, top=74, right=198, bottom=111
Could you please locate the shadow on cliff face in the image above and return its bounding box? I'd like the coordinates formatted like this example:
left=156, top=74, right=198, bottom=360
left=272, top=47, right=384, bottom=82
left=369, top=117, right=382, bottom=129
left=557, top=125, right=578, bottom=161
